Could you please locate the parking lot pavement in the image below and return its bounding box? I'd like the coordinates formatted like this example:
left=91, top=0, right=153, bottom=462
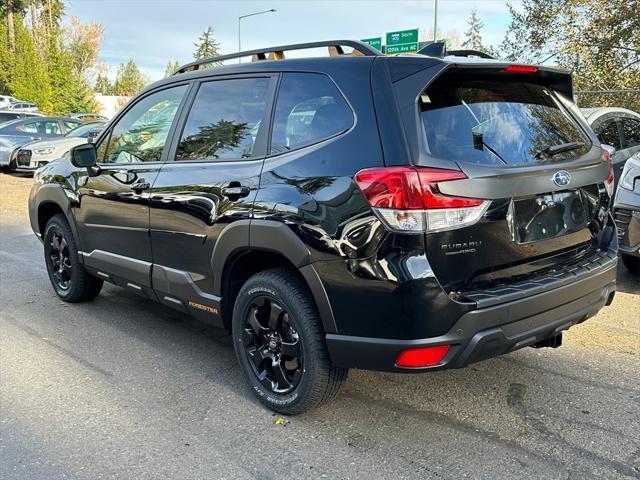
left=1, top=172, right=638, bottom=480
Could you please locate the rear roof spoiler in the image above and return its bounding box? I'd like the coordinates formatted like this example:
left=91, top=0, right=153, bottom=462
left=418, top=42, right=495, bottom=60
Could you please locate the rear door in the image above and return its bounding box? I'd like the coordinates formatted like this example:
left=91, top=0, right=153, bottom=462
left=148, top=74, right=277, bottom=317
left=73, top=83, right=189, bottom=289
left=394, top=65, right=610, bottom=292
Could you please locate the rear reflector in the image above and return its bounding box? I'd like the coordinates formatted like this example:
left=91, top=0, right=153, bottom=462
left=500, top=65, right=538, bottom=74
left=395, top=345, right=451, bottom=368
left=354, top=166, right=489, bottom=233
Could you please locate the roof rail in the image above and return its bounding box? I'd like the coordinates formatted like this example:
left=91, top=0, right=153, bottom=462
left=417, top=42, right=495, bottom=60
left=174, top=40, right=381, bottom=75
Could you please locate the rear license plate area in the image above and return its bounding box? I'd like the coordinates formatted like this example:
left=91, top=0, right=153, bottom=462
left=509, top=190, right=588, bottom=244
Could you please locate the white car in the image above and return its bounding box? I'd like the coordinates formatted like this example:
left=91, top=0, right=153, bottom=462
left=15, top=121, right=104, bottom=171
left=7, top=102, right=39, bottom=112
left=0, top=95, right=21, bottom=109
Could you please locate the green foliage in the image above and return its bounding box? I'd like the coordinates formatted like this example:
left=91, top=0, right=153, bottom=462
left=9, top=17, right=52, bottom=111
left=113, top=59, right=149, bottom=96
left=193, top=26, right=220, bottom=63
left=0, top=4, right=101, bottom=114
left=164, top=60, right=180, bottom=78
left=500, top=0, right=640, bottom=111
left=94, top=73, right=113, bottom=95
left=462, top=10, right=487, bottom=52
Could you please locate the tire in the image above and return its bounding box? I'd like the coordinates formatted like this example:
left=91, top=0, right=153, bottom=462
left=43, top=214, right=103, bottom=302
left=621, top=253, right=639, bottom=274
left=232, top=268, right=348, bottom=415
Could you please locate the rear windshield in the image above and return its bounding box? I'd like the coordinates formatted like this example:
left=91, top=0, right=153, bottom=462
left=420, top=75, right=590, bottom=166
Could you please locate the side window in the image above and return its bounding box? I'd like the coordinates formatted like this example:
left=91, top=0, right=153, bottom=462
left=100, top=85, right=187, bottom=164
left=63, top=120, right=81, bottom=132
left=19, top=121, right=59, bottom=134
left=175, top=78, right=270, bottom=161
left=270, top=73, right=353, bottom=154
left=20, top=122, right=39, bottom=133
left=622, top=118, right=640, bottom=148
left=593, top=119, right=622, bottom=149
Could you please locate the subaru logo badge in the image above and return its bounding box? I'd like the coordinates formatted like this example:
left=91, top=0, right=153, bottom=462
left=552, top=170, right=571, bottom=187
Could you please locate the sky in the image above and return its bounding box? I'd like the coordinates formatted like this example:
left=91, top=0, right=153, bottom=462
left=64, top=0, right=521, bottom=81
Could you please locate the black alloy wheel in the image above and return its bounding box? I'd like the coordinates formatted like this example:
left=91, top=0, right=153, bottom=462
left=232, top=268, right=347, bottom=414
left=43, top=214, right=103, bottom=302
left=242, top=296, right=303, bottom=394
left=46, top=227, right=73, bottom=291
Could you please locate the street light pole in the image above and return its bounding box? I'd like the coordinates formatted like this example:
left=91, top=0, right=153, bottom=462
left=433, top=0, right=439, bottom=41
left=238, top=8, right=276, bottom=63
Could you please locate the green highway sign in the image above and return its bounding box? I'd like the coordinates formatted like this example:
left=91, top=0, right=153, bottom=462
left=361, top=37, right=382, bottom=51
left=385, top=28, right=419, bottom=54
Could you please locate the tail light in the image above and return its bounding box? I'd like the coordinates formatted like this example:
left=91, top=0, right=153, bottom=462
left=354, top=166, right=489, bottom=233
left=603, top=150, right=615, bottom=198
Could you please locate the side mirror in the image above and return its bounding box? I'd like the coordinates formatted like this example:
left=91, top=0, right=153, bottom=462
left=71, top=143, right=101, bottom=176
left=602, top=144, right=616, bottom=157
left=71, top=143, right=97, bottom=168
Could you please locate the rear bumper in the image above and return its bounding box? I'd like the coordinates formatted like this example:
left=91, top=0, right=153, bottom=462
left=326, top=249, right=617, bottom=372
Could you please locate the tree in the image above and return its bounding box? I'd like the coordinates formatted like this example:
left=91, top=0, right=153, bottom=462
left=9, top=16, right=52, bottom=111
left=500, top=0, right=640, bottom=110
left=164, top=60, right=180, bottom=78
left=193, top=26, right=220, bottom=61
left=419, top=28, right=462, bottom=49
left=462, top=11, right=487, bottom=52
left=1, top=0, right=28, bottom=53
left=94, top=73, right=113, bottom=95
left=65, top=16, right=104, bottom=78
left=113, top=59, right=148, bottom=96
left=1, top=1, right=101, bottom=113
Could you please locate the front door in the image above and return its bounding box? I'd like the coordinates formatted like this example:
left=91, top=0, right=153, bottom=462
left=148, top=75, right=276, bottom=320
left=73, top=84, right=190, bottom=289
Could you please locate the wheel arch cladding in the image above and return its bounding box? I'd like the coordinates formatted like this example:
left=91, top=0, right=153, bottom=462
left=33, top=185, right=80, bottom=246
left=211, top=220, right=338, bottom=334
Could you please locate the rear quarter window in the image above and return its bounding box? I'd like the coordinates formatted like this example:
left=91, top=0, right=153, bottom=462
left=270, top=73, right=353, bottom=155
left=420, top=75, right=590, bottom=166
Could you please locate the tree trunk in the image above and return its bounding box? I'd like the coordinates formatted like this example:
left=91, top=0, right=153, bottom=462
left=7, top=4, right=16, bottom=53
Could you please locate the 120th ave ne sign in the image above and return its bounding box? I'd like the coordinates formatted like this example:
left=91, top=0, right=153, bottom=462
left=385, top=28, right=418, bottom=54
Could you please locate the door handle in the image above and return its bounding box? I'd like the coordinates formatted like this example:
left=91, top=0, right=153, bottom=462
left=131, top=182, right=151, bottom=193
left=221, top=184, right=250, bottom=199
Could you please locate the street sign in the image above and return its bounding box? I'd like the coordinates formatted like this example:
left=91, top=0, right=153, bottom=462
left=385, top=28, right=419, bottom=54
left=361, top=37, right=382, bottom=51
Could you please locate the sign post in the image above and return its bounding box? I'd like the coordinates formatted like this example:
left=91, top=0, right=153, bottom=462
left=385, top=28, right=419, bottom=54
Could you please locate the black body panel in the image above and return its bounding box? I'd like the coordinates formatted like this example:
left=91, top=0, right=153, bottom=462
left=28, top=51, right=618, bottom=374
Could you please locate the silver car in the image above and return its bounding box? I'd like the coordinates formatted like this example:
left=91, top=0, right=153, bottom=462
left=582, top=107, right=640, bottom=190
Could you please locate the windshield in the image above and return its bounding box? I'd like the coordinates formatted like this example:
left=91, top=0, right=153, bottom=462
left=420, top=75, right=590, bottom=166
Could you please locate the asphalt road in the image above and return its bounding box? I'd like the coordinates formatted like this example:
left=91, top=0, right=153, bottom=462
left=1, top=172, right=639, bottom=480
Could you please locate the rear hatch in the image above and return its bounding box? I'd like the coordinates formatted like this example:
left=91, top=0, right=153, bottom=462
left=400, top=63, right=612, bottom=293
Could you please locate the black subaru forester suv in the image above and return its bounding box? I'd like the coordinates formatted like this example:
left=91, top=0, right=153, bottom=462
left=29, top=41, right=618, bottom=414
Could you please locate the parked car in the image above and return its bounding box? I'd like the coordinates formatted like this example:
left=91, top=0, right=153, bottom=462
left=0, top=95, right=21, bottom=109
left=582, top=107, right=640, bottom=190
left=0, top=117, right=82, bottom=171
left=613, top=151, right=640, bottom=273
left=0, top=110, right=43, bottom=124
left=71, top=113, right=110, bottom=122
left=28, top=40, right=617, bottom=414
left=16, top=121, right=105, bottom=172
left=7, top=102, right=39, bottom=112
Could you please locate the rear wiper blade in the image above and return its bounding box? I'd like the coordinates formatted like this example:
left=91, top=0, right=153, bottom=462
left=535, top=142, right=585, bottom=159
